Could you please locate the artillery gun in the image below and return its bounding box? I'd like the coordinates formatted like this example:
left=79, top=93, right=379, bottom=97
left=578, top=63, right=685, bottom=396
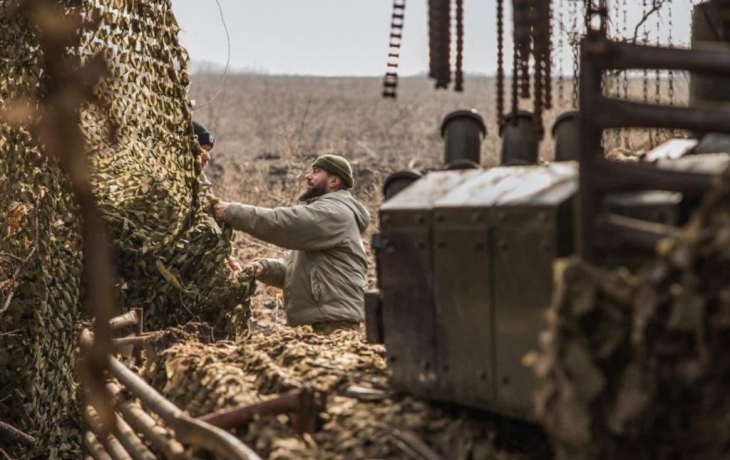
left=366, top=0, right=730, bottom=454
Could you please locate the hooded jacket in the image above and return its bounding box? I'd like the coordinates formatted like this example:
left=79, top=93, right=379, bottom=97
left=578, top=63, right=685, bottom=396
left=223, top=190, right=370, bottom=326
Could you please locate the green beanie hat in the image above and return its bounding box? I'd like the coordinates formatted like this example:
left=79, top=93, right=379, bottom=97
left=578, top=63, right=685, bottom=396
left=312, top=154, right=354, bottom=189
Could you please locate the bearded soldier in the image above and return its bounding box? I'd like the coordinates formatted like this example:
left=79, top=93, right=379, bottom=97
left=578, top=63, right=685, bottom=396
left=213, top=154, right=370, bottom=331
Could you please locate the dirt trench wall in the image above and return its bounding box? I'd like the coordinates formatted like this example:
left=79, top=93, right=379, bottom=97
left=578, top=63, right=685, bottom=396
left=0, top=1, right=253, bottom=457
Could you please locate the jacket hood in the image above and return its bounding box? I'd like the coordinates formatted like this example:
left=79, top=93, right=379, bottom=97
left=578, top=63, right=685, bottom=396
left=323, top=190, right=370, bottom=233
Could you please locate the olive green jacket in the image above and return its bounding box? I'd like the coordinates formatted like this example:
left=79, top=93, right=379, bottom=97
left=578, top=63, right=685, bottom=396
left=223, top=190, right=370, bottom=326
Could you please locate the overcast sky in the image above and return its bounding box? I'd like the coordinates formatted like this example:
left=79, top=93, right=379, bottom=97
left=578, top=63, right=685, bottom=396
left=170, top=0, right=696, bottom=77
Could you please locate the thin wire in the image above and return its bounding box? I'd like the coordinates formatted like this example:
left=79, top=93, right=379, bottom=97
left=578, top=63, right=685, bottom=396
left=195, top=0, right=231, bottom=109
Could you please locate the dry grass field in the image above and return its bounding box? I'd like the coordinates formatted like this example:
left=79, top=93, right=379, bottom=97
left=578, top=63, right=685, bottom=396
left=188, top=73, right=689, bottom=322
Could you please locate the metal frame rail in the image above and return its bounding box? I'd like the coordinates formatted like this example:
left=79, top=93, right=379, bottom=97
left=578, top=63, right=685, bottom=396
left=578, top=37, right=730, bottom=261
left=79, top=312, right=262, bottom=460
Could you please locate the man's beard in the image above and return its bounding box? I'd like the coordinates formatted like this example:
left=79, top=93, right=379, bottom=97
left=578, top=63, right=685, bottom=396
left=299, top=183, right=327, bottom=201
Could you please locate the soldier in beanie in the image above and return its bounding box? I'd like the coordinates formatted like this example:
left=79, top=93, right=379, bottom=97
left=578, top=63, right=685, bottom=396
left=213, top=154, right=370, bottom=331
left=192, top=120, right=215, bottom=169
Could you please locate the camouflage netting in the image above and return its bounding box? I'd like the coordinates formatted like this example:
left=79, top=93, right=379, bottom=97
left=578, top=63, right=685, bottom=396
left=141, top=326, right=549, bottom=460
left=530, top=169, right=730, bottom=459
left=76, top=0, right=254, bottom=331
left=0, top=0, right=253, bottom=457
left=0, top=8, right=84, bottom=458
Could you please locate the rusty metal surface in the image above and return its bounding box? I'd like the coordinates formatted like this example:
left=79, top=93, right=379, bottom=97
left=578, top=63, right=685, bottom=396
left=585, top=38, right=730, bottom=73
left=606, top=191, right=682, bottom=226
left=428, top=0, right=450, bottom=88
left=113, top=413, right=156, bottom=460
left=429, top=166, right=576, bottom=418
left=378, top=224, right=438, bottom=393
left=432, top=206, right=494, bottom=404
left=107, top=356, right=262, bottom=460
left=383, top=169, right=423, bottom=201
left=107, top=310, right=141, bottom=332
left=492, top=208, right=557, bottom=419
left=379, top=170, right=481, bottom=396
left=108, top=382, right=192, bottom=460
left=390, top=429, right=444, bottom=460
left=595, top=214, right=679, bottom=253
left=656, top=153, right=730, bottom=174
left=691, top=1, right=730, bottom=115
left=552, top=111, right=581, bottom=162
left=578, top=34, right=730, bottom=261
left=440, top=110, right=486, bottom=167
left=499, top=111, right=541, bottom=165
left=593, top=159, right=713, bottom=194
left=84, top=431, right=113, bottom=460
left=596, top=97, right=730, bottom=133
left=643, top=139, right=698, bottom=162
left=382, top=0, right=406, bottom=98
left=84, top=404, right=133, bottom=460
left=197, top=389, right=324, bottom=434
left=364, top=289, right=385, bottom=344
left=81, top=328, right=259, bottom=459
left=434, top=162, right=578, bottom=208
left=380, top=170, right=481, bottom=211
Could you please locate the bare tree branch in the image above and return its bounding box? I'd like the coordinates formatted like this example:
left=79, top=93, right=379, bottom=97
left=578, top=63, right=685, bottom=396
left=632, top=0, right=666, bottom=44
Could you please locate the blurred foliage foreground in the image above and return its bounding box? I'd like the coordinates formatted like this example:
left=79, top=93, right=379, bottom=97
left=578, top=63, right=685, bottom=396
left=0, top=1, right=253, bottom=457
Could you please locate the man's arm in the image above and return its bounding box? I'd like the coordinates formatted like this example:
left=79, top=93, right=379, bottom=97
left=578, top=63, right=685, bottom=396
left=255, top=255, right=290, bottom=288
left=220, top=200, right=348, bottom=250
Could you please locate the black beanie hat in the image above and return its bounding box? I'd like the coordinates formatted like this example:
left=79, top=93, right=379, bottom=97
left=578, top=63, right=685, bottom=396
left=312, top=154, right=354, bottom=189
left=192, top=120, right=215, bottom=148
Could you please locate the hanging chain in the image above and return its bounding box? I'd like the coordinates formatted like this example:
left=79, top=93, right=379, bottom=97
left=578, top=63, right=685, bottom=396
left=513, top=0, right=532, bottom=99
left=543, top=0, right=552, bottom=111
left=570, top=0, right=579, bottom=108
left=382, top=0, right=406, bottom=98
left=621, top=0, right=628, bottom=102
left=642, top=0, right=649, bottom=104
left=428, top=0, right=451, bottom=89
left=640, top=0, right=653, bottom=145
left=532, top=0, right=552, bottom=137
left=512, top=39, right=520, bottom=116
left=620, top=0, right=629, bottom=148
left=497, top=0, right=505, bottom=126
left=655, top=4, right=662, bottom=106
left=655, top=4, right=663, bottom=146
left=454, top=0, right=464, bottom=91
left=668, top=0, right=674, bottom=107
left=585, top=0, right=608, bottom=36
left=557, top=0, right=565, bottom=108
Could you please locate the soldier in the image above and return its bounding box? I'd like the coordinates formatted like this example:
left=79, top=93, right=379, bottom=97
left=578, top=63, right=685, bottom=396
left=192, top=120, right=215, bottom=169
left=213, top=154, right=370, bottom=332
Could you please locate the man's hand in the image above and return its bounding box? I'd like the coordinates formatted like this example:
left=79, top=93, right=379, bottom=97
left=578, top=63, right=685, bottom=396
left=213, top=202, right=229, bottom=222
left=249, top=262, right=264, bottom=278
left=227, top=256, right=243, bottom=272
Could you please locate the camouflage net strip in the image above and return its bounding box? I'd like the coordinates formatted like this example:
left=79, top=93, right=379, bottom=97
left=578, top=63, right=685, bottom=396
left=141, top=326, right=548, bottom=460
left=531, top=169, right=730, bottom=459
left=76, top=0, right=254, bottom=332
left=0, top=5, right=83, bottom=458
left=0, top=0, right=253, bottom=458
